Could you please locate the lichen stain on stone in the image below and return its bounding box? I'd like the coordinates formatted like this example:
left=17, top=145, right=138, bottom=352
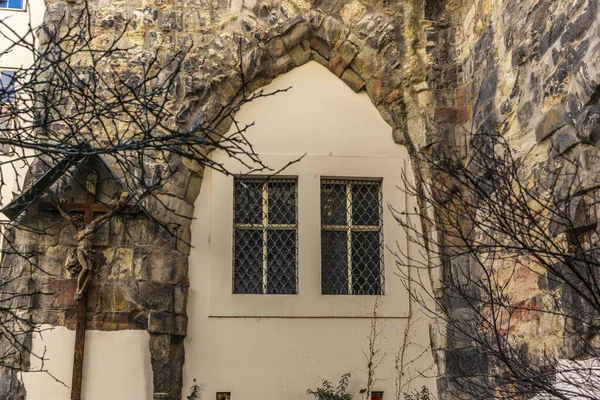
left=340, top=0, right=367, bottom=26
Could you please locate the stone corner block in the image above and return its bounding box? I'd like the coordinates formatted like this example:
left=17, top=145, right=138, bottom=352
left=148, top=311, right=187, bottom=336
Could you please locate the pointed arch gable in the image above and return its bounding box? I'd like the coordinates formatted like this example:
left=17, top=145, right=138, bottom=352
left=177, top=10, right=421, bottom=189
left=183, top=55, right=436, bottom=400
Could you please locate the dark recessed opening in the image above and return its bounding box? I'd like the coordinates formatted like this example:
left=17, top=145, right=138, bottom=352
left=217, top=392, right=231, bottom=400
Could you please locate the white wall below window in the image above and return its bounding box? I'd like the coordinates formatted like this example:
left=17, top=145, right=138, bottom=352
left=21, top=326, right=153, bottom=400
left=183, top=62, right=435, bottom=400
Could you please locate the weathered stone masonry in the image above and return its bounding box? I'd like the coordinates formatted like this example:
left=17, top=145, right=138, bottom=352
left=2, top=0, right=600, bottom=399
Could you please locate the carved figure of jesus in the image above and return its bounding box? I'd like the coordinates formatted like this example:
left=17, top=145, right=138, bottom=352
left=55, top=198, right=124, bottom=300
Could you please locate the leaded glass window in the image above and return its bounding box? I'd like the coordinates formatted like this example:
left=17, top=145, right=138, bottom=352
left=321, top=179, right=384, bottom=295
left=0, top=0, right=24, bottom=10
left=233, top=177, right=298, bottom=294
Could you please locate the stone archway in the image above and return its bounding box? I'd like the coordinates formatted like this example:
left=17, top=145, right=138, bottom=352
left=184, top=10, right=419, bottom=153
left=2, top=6, right=436, bottom=400
left=158, top=9, right=435, bottom=400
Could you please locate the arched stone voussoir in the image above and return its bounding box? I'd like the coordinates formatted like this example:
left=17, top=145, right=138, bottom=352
left=178, top=10, right=419, bottom=207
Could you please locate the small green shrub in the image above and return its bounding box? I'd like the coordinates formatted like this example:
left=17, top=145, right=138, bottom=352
left=307, top=373, right=353, bottom=400
left=403, top=386, right=431, bottom=400
left=187, top=379, right=199, bottom=400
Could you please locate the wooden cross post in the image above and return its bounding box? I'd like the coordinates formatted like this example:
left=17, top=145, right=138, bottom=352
left=39, top=172, right=140, bottom=400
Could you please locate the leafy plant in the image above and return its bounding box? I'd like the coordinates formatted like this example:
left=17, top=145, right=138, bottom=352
left=403, top=386, right=431, bottom=400
left=307, top=373, right=354, bottom=400
left=187, top=379, right=199, bottom=400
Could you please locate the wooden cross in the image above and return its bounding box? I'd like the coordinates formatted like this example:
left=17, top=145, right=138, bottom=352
left=39, top=171, right=140, bottom=400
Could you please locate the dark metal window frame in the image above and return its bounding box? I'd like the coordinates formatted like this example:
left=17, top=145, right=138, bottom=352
left=232, top=176, right=299, bottom=294
left=321, top=177, right=385, bottom=295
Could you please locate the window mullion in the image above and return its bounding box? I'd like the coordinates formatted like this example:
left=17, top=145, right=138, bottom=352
left=346, top=182, right=353, bottom=295
left=378, top=183, right=384, bottom=293
left=262, top=181, right=269, bottom=294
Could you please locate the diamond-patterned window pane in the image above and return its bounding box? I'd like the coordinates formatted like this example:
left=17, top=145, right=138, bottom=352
left=321, top=179, right=384, bottom=295
left=321, top=230, right=349, bottom=295
left=267, top=230, right=297, bottom=294
left=234, top=180, right=262, bottom=224
left=268, top=181, right=297, bottom=224
left=233, top=229, right=263, bottom=294
left=352, top=184, right=380, bottom=226
left=233, top=177, right=298, bottom=295
left=321, top=183, right=347, bottom=225
left=352, top=231, right=381, bottom=295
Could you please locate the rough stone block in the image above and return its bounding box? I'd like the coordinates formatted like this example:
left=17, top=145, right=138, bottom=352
left=42, top=246, right=70, bottom=277
left=153, top=394, right=179, bottom=400
left=264, top=54, right=294, bottom=78
left=340, top=68, right=365, bottom=92
left=535, top=103, right=567, bottom=142
left=331, top=41, right=357, bottom=74
left=262, top=37, right=287, bottom=58
left=365, top=72, right=385, bottom=106
left=149, top=194, right=195, bottom=227
left=561, top=0, right=596, bottom=45
left=149, top=333, right=171, bottom=361
left=15, top=217, right=60, bottom=247
left=446, top=348, right=488, bottom=377
left=94, top=247, right=134, bottom=281
left=52, top=279, right=77, bottom=309
left=282, top=21, right=309, bottom=50
left=309, top=37, right=332, bottom=59
left=288, top=43, right=310, bottom=67
left=543, top=59, right=569, bottom=97
left=143, top=248, right=188, bottom=285
left=159, top=11, right=182, bottom=31
left=184, top=174, right=203, bottom=205
left=240, top=48, right=264, bottom=84
left=435, top=107, right=457, bottom=124
left=311, top=52, right=329, bottom=68
left=350, top=45, right=379, bottom=80
left=132, top=281, right=174, bottom=312
left=174, top=285, right=188, bottom=315
left=152, top=360, right=172, bottom=392
left=132, top=246, right=146, bottom=280
left=477, top=74, right=498, bottom=106
left=550, top=125, right=579, bottom=157
left=162, top=169, right=191, bottom=200
left=320, top=16, right=348, bottom=50
left=174, top=315, right=187, bottom=336
left=392, top=128, right=405, bottom=144
left=87, top=282, right=135, bottom=314
left=177, top=225, right=192, bottom=255
left=148, top=311, right=175, bottom=334
left=450, top=254, right=471, bottom=287
left=576, top=104, right=600, bottom=144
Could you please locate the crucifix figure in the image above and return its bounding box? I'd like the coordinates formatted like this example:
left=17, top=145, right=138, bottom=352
left=39, top=170, right=140, bottom=400
left=54, top=193, right=125, bottom=300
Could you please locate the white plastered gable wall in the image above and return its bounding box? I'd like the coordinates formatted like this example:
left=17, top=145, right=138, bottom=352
left=184, top=61, right=436, bottom=400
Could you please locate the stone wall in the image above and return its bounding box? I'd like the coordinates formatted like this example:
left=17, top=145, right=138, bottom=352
left=437, top=0, right=600, bottom=397
left=10, top=1, right=437, bottom=398
left=2, top=0, right=599, bottom=398
left=0, top=157, right=190, bottom=399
